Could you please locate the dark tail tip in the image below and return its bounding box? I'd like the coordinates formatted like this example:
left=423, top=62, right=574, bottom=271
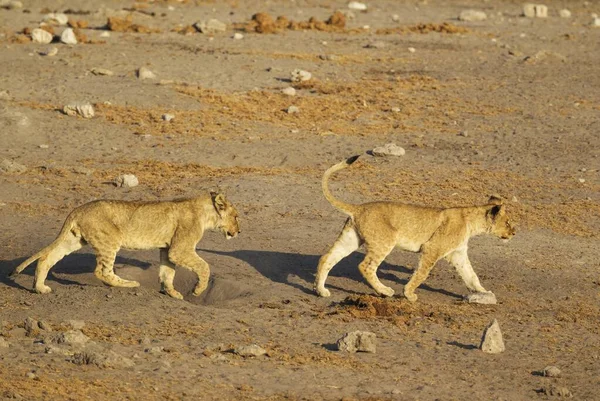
left=346, top=155, right=360, bottom=165
left=8, top=271, right=18, bottom=280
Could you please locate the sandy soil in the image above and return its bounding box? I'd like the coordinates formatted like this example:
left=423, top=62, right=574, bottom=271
left=1, top=0, right=599, bottom=400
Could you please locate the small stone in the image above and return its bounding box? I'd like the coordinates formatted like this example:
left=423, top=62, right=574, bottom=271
left=365, top=41, right=385, bottom=49
left=137, top=67, right=156, bottom=80
left=194, top=19, right=227, bottom=34
left=465, top=292, right=497, bottom=305
left=234, top=344, right=267, bottom=357
left=290, top=69, right=312, bottom=83
left=559, top=9, right=571, bottom=18
left=281, top=87, right=296, bottom=96
left=39, top=144, right=49, bottom=149
left=480, top=319, right=505, bottom=354
left=1, top=159, right=26, bottom=173
left=578, top=178, right=585, bottom=183
left=114, top=174, right=139, bottom=188
left=38, top=320, right=52, bottom=332
left=162, top=113, right=174, bottom=122
left=56, top=330, right=89, bottom=346
left=72, top=349, right=134, bottom=369
left=145, top=346, right=164, bottom=354
left=100, top=31, right=111, bottom=38
left=337, top=331, right=376, bottom=353
left=43, top=13, right=69, bottom=26
left=31, top=28, right=54, bottom=44
left=0, top=337, right=9, bottom=348
left=26, top=372, right=36, bottom=380
left=408, top=47, right=416, bottom=53
left=91, top=68, right=114, bottom=76
left=592, top=17, right=600, bottom=27
left=348, top=1, right=368, bottom=11
left=391, top=107, right=401, bottom=113
left=24, top=317, right=39, bottom=335
left=1, top=0, right=22, bottom=9
left=286, top=105, right=300, bottom=114
left=523, top=4, right=548, bottom=18
left=233, top=32, right=244, bottom=40
left=459, top=10, right=487, bottom=22
left=63, top=102, right=94, bottom=118
left=543, top=366, right=561, bottom=377
left=60, top=28, right=78, bottom=45
left=371, top=143, right=406, bottom=157
left=392, top=14, right=400, bottom=22
left=39, top=47, right=58, bottom=56
left=542, top=385, right=572, bottom=397
left=66, top=320, right=85, bottom=330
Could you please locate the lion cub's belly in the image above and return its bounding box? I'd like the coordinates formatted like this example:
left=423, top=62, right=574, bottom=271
left=120, top=223, right=174, bottom=250
left=395, top=237, right=423, bottom=253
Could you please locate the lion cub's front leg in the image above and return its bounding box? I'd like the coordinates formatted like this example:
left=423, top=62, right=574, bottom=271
left=158, top=248, right=183, bottom=300
left=168, top=249, right=211, bottom=297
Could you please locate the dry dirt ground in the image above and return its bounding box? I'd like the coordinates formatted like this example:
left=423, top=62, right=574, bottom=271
left=1, top=0, right=599, bottom=400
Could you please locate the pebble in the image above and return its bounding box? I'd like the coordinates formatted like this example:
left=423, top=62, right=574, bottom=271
left=233, top=32, right=244, bottom=40
left=194, top=19, right=227, bottom=34
left=0, top=0, right=22, bottom=9
left=100, top=31, right=111, bottom=38
left=459, top=10, right=487, bottom=22
left=392, top=14, right=400, bottom=22
left=145, top=346, right=164, bottom=355
left=162, top=113, right=175, bottom=121
left=0, top=159, right=27, bottom=174
left=234, top=344, right=267, bottom=357
left=63, top=102, right=95, bottom=118
left=39, top=47, right=58, bottom=56
left=0, top=337, right=9, bottom=348
left=38, top=320, right=52, bottom=331
left=26, top=372, right=37, bottom=380
left=593, top=17, right=600, bottom=27
left=56, top=330, right=89, bottom=346
left=337, top=331, right=376, bottom=353
left=365, top=41, right=385, bottom=49
left=523, top=3, right=548, bottom=18
left=137, top=66, right=156, bottom=80
left=391, top=107, right=401, bottom=113
left=24, top=317, right=39, bottom=335
left=559, top=9, right=571, bottom=18
left=371, top=143, right=406, bottom=157
left=290, top=69, right=312, bottom=83
left=91, top=67, right=114, bottom=76
left=114, top=174, right=139, bottom=188
left=286, top=105, right=300, bottom=114
left=60, top=28, right=78, bottom=45
left=348, top=1, right=367, bottom=11
left=543, top=365, right=561, bottom=377
left=465, top=292, right=497, bottom=305
left=43, top=13, right=69, bottom=26
left=72, top=349, right=134, bottom=368
left=480, top=319, right=505, bottom=354
left=541, top=385, right=572, bottom=397
left=31, top=28, right=53, bottom=44
left=408, top=47, right=416, bottom=53
left=281, top=87, right=296, bottom=96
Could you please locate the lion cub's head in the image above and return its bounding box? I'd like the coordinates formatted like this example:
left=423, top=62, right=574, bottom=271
left=486, top=196, right=516, bottom=240
left=211, top=192, right=241, bottom=239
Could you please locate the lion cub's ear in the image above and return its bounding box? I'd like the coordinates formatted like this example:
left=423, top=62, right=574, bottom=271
left=487, top=204, right=505, bottom=221
left=487, top=195, right=503, bottom=205
left=211, top=192, right=227, bottom=211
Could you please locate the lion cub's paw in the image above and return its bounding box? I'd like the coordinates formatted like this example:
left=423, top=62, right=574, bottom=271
left=34, top=285, right=52, bottom=294
left=192, top=286, right=207, bottom=297
left=315, top=287, right=331, bottom=297
left=378, top=286, right=395, bottom=297
left=163, top=289, right=184, bottom=300
left=120, top=280, right=141, bottom=288
left=404, top=291, right=418, bottom=302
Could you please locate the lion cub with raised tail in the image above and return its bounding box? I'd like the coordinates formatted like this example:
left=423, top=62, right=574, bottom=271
left=12, top=192, right=241, bottom=299
left=314, top=155, right=515, bottom=302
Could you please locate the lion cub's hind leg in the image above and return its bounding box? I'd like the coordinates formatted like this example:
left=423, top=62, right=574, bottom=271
left=34, top=232, right=83, bottom=294
left=159, top=248, right=184, bottom=300
left=358, top=241, right=396, bottom=297
left=314, top=219, right=361, bottom=297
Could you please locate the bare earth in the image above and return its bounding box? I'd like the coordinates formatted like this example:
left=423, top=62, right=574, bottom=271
left=1, top=0, right=599, bottom=400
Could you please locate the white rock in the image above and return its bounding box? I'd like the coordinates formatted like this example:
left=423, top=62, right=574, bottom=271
left=465, top=292, right=497, bottom=305
left=114, top=174, right=139, bottom=188
left=57, top=330, right=89, bottom=346
left=100, top=31, right=111, bottom=38
left=592, top=17, right=600, bottom=27
left=559, top=9, right=571, bottom=18
left=234, top=344, right=267, bottom=357
left=391, top=107, right=401, bottom=113
left=1, top=0, right=22, bottom=9
left=43, top=13, right=69, bottom=26
left=63, top=102, right=94, bottom=118
left=286, top=105, right=300, bottom=114
left=162, top=113, right=174, bottom=121
left=233, top=32, right=244, bottom=40
left=372, top=143, right=406, bottom=157
left=91, top=67, right=114, bottom=76
left=480, top=319, right=505, bottom=354
left=392, top=14, right=400, bottom=22
left=337, top=331, right=376, bottom=353
left=60, top=28, right=78, bottom=45
left=290, top=69, right=312, bottom=82
left=0, top=159, right=27, bottom=174
left=459, top=10, right=487, bottom=22
left=281, top=87, right=296, bottom=96
left=31, top=28, right=54, bottom=44
left=40, top=47, right=58, bottom=56
left=194, top=19, right=227, bottom=34
left=523, top=4, right=548, bottom=18
left=408, top=47, right=416, bottom=53
left=39, top=144, right=49, bottom=149
left=137, top=67, right=156, bottom=80
left=543, top=366, right=561, bottom=377
left=348, top=1, right=367, bottom=11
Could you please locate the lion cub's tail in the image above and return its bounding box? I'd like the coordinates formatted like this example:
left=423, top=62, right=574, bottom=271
left=322, top=155, right=360, bottom=217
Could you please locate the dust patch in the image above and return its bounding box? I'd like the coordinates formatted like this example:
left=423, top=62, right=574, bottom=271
left=376, top=23, right=469, bottom=35
left=233, top=11, right=346, bottom=34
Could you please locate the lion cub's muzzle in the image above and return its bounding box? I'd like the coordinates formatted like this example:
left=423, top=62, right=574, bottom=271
left=226, top=230, right=241, bottom=240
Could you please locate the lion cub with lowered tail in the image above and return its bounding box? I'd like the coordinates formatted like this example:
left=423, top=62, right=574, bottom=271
left=12, top=192, right=240, bottom=299
left=314, top=156, right=515, bottom=302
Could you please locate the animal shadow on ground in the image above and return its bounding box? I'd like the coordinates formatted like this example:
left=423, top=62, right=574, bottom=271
left=202, top=249, right=461, bottom=300
left=0, top=254, right=151, bottom=291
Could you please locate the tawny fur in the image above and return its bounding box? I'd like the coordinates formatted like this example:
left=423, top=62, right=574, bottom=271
left=315, top=156, right=516, bottom=302
left=11, top=192, right=241, bottom=299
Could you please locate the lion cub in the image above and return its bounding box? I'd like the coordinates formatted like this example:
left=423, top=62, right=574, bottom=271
left=12, top=192, right=240, bottom=299
left=314, top=156, right=515, bottom=302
